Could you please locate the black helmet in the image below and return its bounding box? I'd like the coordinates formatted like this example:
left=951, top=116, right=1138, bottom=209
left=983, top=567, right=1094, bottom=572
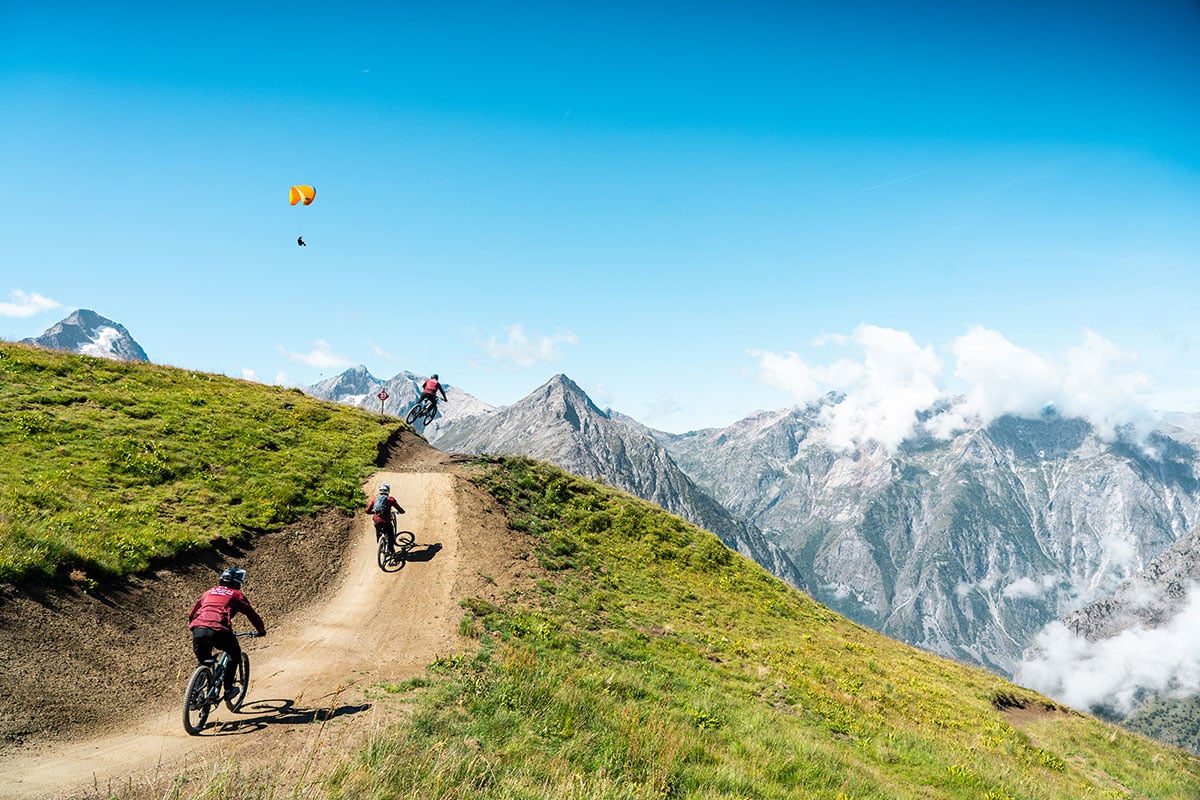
left=219, top=568, right=246, bottom=589
left=431, top=373, right=438, bottom=380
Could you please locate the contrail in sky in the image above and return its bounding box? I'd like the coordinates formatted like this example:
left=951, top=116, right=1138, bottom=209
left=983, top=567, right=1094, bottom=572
left=862, top=169, right=939, bottom=192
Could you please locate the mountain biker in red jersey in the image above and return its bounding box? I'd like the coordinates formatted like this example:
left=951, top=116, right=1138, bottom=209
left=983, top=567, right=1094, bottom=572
left=188, top=568, right=267, bottom=701
left=417, top=373, right=448, bottom=415
left=367, top=482, right=406, bottom=554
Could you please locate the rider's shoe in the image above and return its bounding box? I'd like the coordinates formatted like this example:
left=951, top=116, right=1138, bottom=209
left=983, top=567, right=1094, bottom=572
left=224, top=686, right=239, bottom=702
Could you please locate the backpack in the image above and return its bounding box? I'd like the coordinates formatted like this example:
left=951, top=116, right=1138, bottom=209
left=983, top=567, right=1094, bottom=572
left=370, top=495, right=389, bottom=516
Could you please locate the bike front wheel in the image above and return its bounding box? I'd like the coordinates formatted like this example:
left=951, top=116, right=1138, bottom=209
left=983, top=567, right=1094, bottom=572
left=394, top=530, right=415, bottom=551
left=183, top=665, right=214, bottom=735
left=226, top=653, right=251, bottom=711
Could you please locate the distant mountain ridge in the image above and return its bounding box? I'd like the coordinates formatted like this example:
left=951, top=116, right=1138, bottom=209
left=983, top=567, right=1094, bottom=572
left=655, top=402, right=1200, bottom=674
left=20, top=309, right=148, bottom=362
left=422, top=374, right=811, bottom=589
left=305, top=366, right=494, bottom=435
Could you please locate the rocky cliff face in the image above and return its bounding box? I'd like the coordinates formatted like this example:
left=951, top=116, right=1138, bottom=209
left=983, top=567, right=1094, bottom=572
left=21, top=309, right=148, bottom=362
left=655, top=402, right=1200, bottom=675
left=1062, top=528, right=1200, bottom=641
left=429, top=374, right=810, bottom=590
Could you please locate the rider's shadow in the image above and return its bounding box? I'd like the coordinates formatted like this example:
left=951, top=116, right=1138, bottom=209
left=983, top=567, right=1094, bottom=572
left=404, top=542, right=442, bottom=563
left=204, top=698, right=371, bottom=736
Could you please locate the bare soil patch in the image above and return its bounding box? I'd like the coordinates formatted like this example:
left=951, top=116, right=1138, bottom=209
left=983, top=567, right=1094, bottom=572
left=1000, top=702, right=1075, bottom=729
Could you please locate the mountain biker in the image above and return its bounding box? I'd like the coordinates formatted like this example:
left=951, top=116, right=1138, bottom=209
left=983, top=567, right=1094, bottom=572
left=416, top=373, right=448, bottom=416
left=188, top=568, right=267, bottom=701
left=367, top=483, right=406, bottom=554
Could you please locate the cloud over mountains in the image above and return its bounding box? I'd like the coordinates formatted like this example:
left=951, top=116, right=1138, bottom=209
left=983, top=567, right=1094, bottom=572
left=753, top=324, right=1155, bottom=450
left=1016, top=585, right=1200, bottom=715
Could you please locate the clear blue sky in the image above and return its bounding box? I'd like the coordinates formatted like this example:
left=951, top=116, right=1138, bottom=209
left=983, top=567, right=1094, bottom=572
left=3, top=1, right=1198, bottom=434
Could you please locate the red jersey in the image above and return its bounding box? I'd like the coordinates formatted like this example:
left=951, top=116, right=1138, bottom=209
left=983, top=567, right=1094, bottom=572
left=188, top=585, right=265, bottom=635
left=422, top=378, right=441, bottom=395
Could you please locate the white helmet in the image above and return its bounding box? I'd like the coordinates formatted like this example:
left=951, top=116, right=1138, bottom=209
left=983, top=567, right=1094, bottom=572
left=219, top=568, right=246, bottom=589
left=378, top=484, right=390, bottom=495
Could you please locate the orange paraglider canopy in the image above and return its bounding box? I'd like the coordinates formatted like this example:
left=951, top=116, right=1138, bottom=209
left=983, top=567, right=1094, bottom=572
left=289, top=185, right=316, bottom=206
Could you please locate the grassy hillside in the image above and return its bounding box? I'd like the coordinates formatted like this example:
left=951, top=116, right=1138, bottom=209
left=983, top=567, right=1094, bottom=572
left=309, top=457, right=1200, bottom=800
left=0, top=342, right=393, bottom=584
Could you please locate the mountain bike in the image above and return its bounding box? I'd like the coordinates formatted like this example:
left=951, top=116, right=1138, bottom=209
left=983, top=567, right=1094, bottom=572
left=405, top=396, right=437, bottom=426
left=377, top=511, right=416, bottom=571
left=182, top=632, right=257, bottom=735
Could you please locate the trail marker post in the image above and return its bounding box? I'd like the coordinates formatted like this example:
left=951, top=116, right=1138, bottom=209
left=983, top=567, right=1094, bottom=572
left=377, top=389, right=389, bottom=416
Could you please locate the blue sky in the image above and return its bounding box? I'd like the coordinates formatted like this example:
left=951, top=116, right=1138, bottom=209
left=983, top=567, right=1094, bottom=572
left=3, top=1, right=1198, bottom=434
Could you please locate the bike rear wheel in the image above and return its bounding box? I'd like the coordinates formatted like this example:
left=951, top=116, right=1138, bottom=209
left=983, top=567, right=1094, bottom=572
left=183, top=665, right=214, bottom=735
left=226, top=653, right=251, bottom=711
left=377, top=532, right=394, bottom=571
left=405, top=402, right=423, bottom=425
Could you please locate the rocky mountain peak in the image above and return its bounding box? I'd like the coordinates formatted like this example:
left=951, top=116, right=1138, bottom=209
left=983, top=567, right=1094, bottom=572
left=21, top=309, right=149, bottom=362
left=525, top=374, right=608, bottom=431
left=308, top=365, right=385, bottom=397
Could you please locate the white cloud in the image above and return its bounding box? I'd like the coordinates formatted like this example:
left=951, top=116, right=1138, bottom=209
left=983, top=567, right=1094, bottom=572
left=482, top=324, right=578, bottom=367
left=822, top=326, right=944, bottom=450
left=936, top=326, right=1154, bottom=440
left=943, top=326, right=1061, bottom=422
left=0, top=290, right=61, bottom=318
left=753, top=324, right=943, bottom=450
left=1002, top=574, right=1058, bottom=600
left=1015, top=585, right=1200, bottom=714
left=1100, top=535, right=1139, bottom=574
left=241, top=368, right=256, bottom=381
left=754, top=325, right=1156, bottom=452
left=1059, top=330, right=1154, bottom=440
left=280, top=340, right=353, bottom=370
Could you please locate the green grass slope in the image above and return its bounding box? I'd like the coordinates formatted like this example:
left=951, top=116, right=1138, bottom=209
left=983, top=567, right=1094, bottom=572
left=319, top=457, right=1200, bottom=800
left=0, top=342, right=394, bottom=584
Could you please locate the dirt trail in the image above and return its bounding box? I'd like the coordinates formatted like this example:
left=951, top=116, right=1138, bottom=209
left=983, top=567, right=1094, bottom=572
left=1, top=467, right=522, bottom=800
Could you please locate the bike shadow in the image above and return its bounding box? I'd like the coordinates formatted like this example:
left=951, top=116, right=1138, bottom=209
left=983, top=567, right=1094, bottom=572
left=200, top=698, right=371, bottom=736
left=404, top=541, right=443, bottom=563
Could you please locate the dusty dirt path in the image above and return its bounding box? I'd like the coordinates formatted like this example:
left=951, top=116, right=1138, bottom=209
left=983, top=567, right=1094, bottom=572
left=2, top=468, right=519, bottom=800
